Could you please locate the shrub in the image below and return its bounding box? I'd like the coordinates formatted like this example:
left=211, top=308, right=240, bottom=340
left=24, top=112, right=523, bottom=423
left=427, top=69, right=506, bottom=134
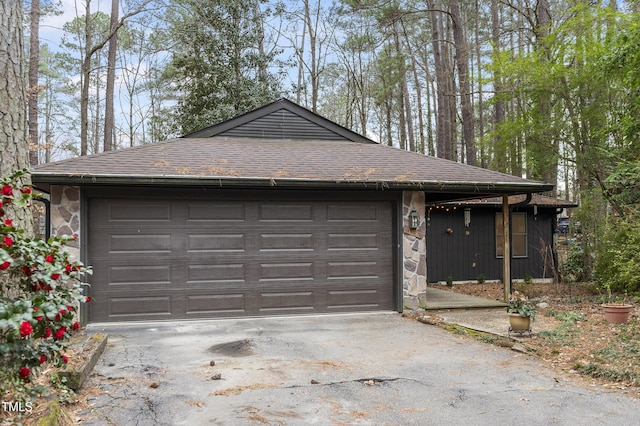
left=0, top=170, right=91, bottom=395
left=560, top=241, right=586, bottom=283
left=595, top=212, right=640, bottom=294
left=524, top=273, right=533, bottom=285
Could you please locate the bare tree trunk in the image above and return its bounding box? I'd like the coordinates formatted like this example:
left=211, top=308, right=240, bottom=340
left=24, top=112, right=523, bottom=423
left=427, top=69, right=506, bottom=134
left=80, top=0, right=92, bottom=156
left=79, top=0, right=151, bottom=155
left=429, top=0, right=452, bottom=159
left=41, top=52, right=53, bottom=163
left=1, top=2, right=28, bottom=175
left=94, top=55, right=102, bottom=154
left=416, top=46, right=436, bottom=155
left=0, top=1, right=33, bottom=234
left=397, top=92, right=407, bottom=150
left=392, top=18, right=414, bottom=152
left=385, top=100, right=393, bottom=147
left=444, top=18, right=457, bottom=161
left=254, top=0, right=269, bottom=93
left=475, top=0, right=486, bottom=167
left=426, top=74, right=435, bottom=156
left=104, top=0, right=119, bottom=152
left=407, top=50, right=425, bottom=154
left=28, top=0, right=40, bottom=166
left=450, top=0, right=476, bottom=166
left=296, top=21, right=306, bottom=104
left=533, top=0, right=557, bottom=189
left=44, top=80, right=52, bottom=163
left=401, top=59, right=415, bottom=151
left=490, top=0, right=504, bottom=170
left=510, top=2, right=523, bottom=177
left=356, top=50, right=368, bottom=135
left=304, top=0, right=319, bottom=112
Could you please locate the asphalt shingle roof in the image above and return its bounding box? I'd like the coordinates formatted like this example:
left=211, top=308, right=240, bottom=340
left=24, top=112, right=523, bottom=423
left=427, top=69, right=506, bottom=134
left=32, top=136, right=553, bottom=200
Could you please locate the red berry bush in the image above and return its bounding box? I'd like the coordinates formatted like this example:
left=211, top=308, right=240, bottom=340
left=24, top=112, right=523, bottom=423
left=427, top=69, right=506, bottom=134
left=0, top=170, right=91, bottom=393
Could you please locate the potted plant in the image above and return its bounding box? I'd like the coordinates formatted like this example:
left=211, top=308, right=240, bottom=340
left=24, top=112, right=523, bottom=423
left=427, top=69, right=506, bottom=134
left=507, top=291, right=537, bottom=334
left=600, top=284, right=633, bottom=324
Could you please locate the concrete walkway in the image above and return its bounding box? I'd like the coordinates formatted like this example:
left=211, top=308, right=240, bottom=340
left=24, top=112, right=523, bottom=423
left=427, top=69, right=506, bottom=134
left=422, top=287, right=507, bottom=309
left=414, top=288, right=525, bottom=338
left=434, top=307, right=525, bottom=337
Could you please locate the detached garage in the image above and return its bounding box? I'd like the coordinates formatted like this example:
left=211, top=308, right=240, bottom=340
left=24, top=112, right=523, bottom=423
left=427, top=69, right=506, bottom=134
left=32, top=99, right=553, bottom=323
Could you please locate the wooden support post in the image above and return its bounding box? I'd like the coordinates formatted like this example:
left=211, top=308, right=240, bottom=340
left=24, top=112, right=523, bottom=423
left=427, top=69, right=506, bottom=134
left=502, top=195, right=511, bottom=303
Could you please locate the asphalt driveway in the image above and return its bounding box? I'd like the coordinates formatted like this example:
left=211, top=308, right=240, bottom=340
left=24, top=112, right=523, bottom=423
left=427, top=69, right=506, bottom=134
left=78, top=313, right=640, bottom=425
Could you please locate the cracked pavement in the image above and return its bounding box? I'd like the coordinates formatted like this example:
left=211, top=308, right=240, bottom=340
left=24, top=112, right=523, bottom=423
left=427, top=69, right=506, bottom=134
left=77, top=313, right=640, bottom=425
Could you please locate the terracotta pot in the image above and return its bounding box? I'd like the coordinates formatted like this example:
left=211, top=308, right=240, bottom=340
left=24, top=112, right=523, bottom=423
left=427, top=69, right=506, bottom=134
left=508, top=313, right=531, bottom=332
left=602, top=304, right=633, bottom=324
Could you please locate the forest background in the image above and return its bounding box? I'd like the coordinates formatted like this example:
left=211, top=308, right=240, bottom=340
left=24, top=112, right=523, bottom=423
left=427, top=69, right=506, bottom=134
left=15, top=0, right=640, bottom=292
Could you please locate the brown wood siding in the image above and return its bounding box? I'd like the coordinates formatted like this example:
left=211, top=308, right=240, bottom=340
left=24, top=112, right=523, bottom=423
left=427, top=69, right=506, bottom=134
left=426, top=207, right=555, bottom=282
left=86, top=192, right=395, bottom=322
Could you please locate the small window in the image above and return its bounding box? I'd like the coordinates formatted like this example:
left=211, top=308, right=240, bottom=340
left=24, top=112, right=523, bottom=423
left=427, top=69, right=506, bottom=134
left=496, top=213, right=528, bottom=258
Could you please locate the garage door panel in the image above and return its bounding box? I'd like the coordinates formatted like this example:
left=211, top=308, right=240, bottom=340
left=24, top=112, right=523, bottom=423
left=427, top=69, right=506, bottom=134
left=258, top=291, right=315, bottom=312
left=327, top=288, right=388, bottom=310
left=186, top=264, right=245, bottom=284
left=258, top=262, right=314, bottom=281
left=259, top=233, right=314, bottom=251
left=327, top=233, right=381, bottom=250
left=186, top=294, right=247, bottom=315
left=109, top=234, right=172, bottom=253
left=109, top=265, right=172, bottom=285
left=186, top=203, right=246, bottom=221
left=187, top=233, right=246, bottom=252
left=110, top=295, right=173, bottom=318
left=327, top=203, right=381, bottom=221
left=259, top=204, right=314, bottom=221
left=108, top=202, right=172, bottom=222
left=88, top=197, right=395, bottom=321
left=327, top=261, right=382, bottom=279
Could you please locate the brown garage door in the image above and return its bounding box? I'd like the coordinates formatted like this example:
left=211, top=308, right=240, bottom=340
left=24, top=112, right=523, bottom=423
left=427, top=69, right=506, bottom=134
left=87, top=196, right=394, bottom=322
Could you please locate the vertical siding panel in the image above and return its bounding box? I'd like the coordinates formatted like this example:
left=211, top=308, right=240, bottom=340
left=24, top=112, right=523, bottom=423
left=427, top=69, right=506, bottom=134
left=427, top=205, right=559, bottom=283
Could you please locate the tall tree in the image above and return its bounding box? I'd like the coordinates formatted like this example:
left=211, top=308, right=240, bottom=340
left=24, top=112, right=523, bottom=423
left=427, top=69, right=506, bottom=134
left=490, top=0, right=505, bottom=171
left=278, top=0, right=335, bottom=112
left=103, top=0, right=120, bottom=152
left=391, top=11, right=415, bottom=152
left=428, top=0, right=454, bottom=159
left=332, top=19, right=377, bottom=137
left=450, top=0, right=476, bottom=165
left=75, top=0, right=152, bottom=155
left=167, top=0, right=282, bottom=134
left=28, top=0, right=41, bottom=166
left=303, top=0, right=321, bottom=112
left=528, top=0, right=556, bottom=189
left=0, top=1, right=33, bottom=233
left=474, top=0, right=487, bottom=167
left=371, top=43, right=400, bottom=147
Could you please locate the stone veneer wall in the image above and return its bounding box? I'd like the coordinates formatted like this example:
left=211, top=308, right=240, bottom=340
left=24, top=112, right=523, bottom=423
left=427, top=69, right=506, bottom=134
left=50, top=185, right=81, bottom=262
left=402, top=191, right=427, bottom=300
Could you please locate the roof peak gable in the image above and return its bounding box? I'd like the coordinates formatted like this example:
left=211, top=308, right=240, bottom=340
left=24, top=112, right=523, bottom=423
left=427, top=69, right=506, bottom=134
left=181, top=98, right=376, bottom=143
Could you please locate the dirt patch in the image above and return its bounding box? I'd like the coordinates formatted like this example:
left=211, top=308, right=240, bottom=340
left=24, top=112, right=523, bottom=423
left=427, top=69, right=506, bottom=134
left=209, top=339, right=254, bottom=357
left=425, top=281, right=640, bottom=397
left=210, top=383, right=283, bottom=396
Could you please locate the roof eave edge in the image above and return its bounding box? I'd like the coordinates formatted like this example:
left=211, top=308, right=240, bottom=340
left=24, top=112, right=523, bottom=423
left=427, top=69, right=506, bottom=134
left=30, top=174, right=555, bottom=194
